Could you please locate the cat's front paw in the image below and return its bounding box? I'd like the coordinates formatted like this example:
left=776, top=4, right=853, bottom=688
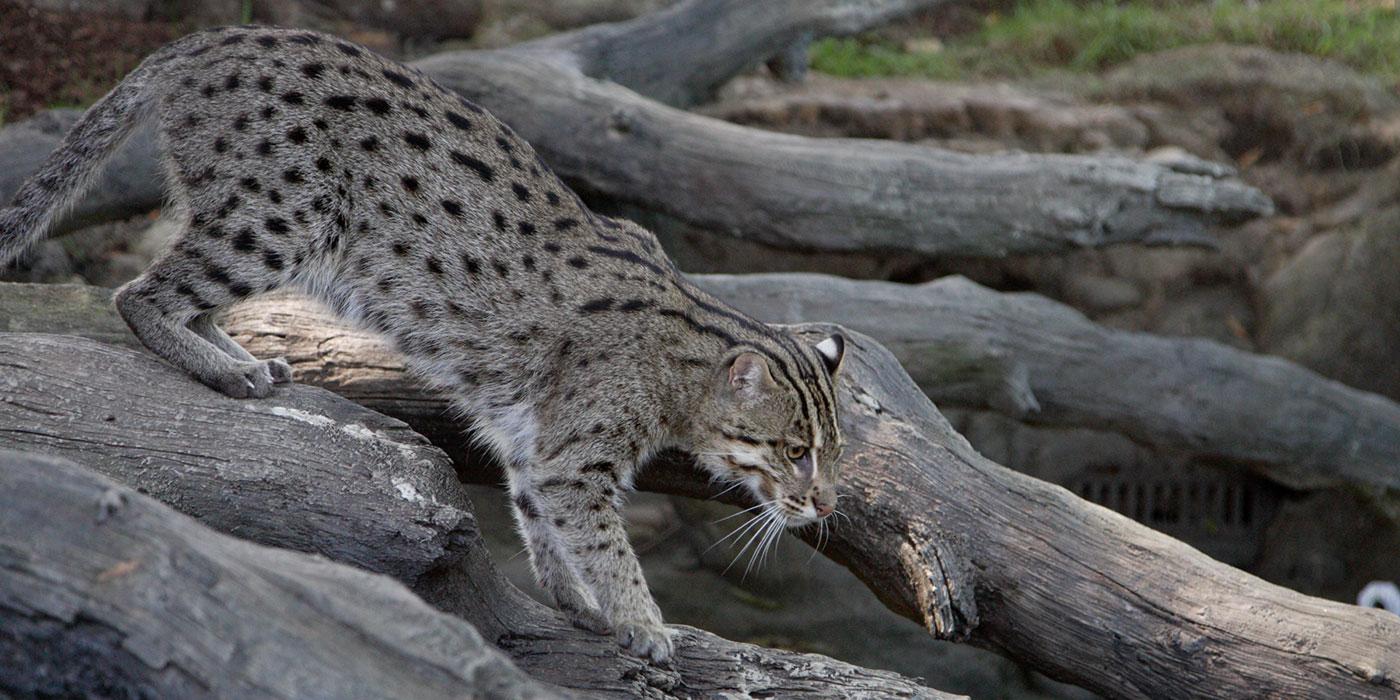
left=616, top=620, right=674, bottom=662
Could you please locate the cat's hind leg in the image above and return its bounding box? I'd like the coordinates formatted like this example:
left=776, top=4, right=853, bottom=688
left=115, top=224, right=291, bottom=398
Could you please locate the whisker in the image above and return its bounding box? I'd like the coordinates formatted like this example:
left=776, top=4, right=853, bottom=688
left=705, top=507, right=771, bottom=554
left=725, top=509, right=775, bottom=577
left=712, top=500, right=768, bottom=524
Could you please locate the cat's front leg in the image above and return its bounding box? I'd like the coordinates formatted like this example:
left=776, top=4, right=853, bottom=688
left=526, top=450, right=674, bottom=662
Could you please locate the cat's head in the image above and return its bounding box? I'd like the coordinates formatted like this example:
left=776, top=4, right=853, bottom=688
left=693, top=331, right=846, bottom=527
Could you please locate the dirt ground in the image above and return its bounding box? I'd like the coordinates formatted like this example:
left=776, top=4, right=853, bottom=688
left=0, top=3, right=178, bottom=122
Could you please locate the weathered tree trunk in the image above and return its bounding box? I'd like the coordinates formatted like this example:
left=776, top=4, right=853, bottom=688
left=10, top=278, right=1396, bottom=497
left=0, top=0, right=1270, bottom=257
left=0, top=449, right=562, bottom=700
left=521, top=0, right=947, bottom=108
left=0, top=332, right=956, bottom=700
left=698, top=273, right=1400, bottom=494
left=5, top=291, right=1395, bottom=699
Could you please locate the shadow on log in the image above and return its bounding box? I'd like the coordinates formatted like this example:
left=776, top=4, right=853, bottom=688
left=0, top=0, right=1271, bottom=257
left=0, top=332, right=955, bottom=700
left=0, top=449, right=559, bottom=700
left=3, top=287, right=1396, bottom=698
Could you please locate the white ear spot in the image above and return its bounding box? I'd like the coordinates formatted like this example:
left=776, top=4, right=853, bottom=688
left=815, top=334, right=845, bottom=375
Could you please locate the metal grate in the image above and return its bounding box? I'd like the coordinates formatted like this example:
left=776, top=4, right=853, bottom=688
left=1073, top=464, right=1278, bottom=567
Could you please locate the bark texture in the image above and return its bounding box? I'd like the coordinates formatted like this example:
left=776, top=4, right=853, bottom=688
left=0, top=332, right=955, bottom=700
left=0, top=449, right=561, bottom=700
left=0, top=0, right=1271, bottom=257
left=5, top=289, right=1396, bottom=699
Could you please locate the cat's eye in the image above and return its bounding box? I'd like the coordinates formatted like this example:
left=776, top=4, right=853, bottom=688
left=785, top=445, right=808, bottom=462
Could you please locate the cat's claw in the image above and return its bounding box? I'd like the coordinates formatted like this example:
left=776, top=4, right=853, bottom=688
left=210, top=360, right=277, bottom=398
left=266, top=357, right=294, bottom=383
left=617, top=620, right=674, bottom=663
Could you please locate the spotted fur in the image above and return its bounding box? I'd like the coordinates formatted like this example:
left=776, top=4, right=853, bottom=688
left=0, top=27, right=846, bottom=663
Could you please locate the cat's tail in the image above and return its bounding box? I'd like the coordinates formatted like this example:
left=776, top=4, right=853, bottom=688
left=0, top=42, right=184, bottom=267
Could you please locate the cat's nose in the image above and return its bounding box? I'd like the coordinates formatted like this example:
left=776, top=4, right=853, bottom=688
left=811, top=485, right=836, bottom=517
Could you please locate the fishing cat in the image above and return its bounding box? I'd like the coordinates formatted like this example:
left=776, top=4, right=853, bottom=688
left=0, top=27, right=845, bottom=662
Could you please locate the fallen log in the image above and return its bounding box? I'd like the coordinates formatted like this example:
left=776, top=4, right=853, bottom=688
left=12, top=277, right=1397, bottom=496
left=0, top=332, right=956, bottom=700
left=699, top=273, right=1400, bottom=494
left=521, top=0, right=944, bottom=107
left=5, top=289, right=1396, bottom=698
left=0, top=1, right=1271, bottom=258
left=0, top=449, right=561, bottom=700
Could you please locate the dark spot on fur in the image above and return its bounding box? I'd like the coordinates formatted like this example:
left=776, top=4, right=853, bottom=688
left=335, top=42, right=361, bottom=56
left=511, top=182, right=531, bottom=202
left=301, top=62, right=325, bottom=79
left=286, top=126, right=307, bottom=144
left=425, top=256, right=444, bottom=275
left=224, top=73, right=241, bottom=90
left=441, top=200, right=463, bottom=216
left=365, top=97, right=391, bottom=115
left=325, top=95, right=356, bottom=111
left=256, top=35, right=278, bottom=48
left=403, top=132, right=430, bottom=151
left=449, top=151, right=493, bottom=181
left=263, top=248, right=284, bottom=270
left=281, top=91, right=304, bottom=105
left=492, top=211, right=507, bottom=232
left=360, top=136, right=380, bottom=152
left=265, top=217, right=289, bottom=235
left=232, top=227, right=257, bottom=252
left=213, top=137, right=228, bottom=153
left=445, top=111, right=472, bottom=131
left=382, top=69, right=413, bottom=88
left=492, top=259, right=510, bottom=278
left=283, top=168, right=303, bottom=184
left=316, top=157, right=332, bottom=172
left=257, top=139, right=273, bottom=156
left=400, top=175, right=419, bottom=193
left=392, top=241, right=411, bottom=257
left=580, top=298, right=613, bottom=313
left=554, top=218, right=577, bottom=231
left=240, top=177, right=261, bottom=192
left=462, top=254, right=480, bottom=275
left=258, top=76, right=273, bottom=92
left=567, top=256, right=589, bottom=269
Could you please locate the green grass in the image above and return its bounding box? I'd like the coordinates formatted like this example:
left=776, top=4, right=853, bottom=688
left=810, top=0, right=1400, bottom=81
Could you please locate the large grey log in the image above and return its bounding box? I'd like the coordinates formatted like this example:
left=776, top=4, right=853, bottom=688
left=9, top=278, right=1393, bottom=495
left=522, top=0, right=945, bottom=107
left=699, top=273, right=1400, bottom=494
left=0, top=449, right=560, bottom=700
left=421, top=49, right=1268, bottom=257
left=5, top=288, right=1393, bottom=698
left=0, top=1, right=1270, bottom=258
left=0, top=332, right=956, bottom=700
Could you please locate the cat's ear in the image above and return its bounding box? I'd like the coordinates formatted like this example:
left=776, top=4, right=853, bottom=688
left=727, top=352, right=776, bottom=400
left=814, top=333, right=845, bottom=376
